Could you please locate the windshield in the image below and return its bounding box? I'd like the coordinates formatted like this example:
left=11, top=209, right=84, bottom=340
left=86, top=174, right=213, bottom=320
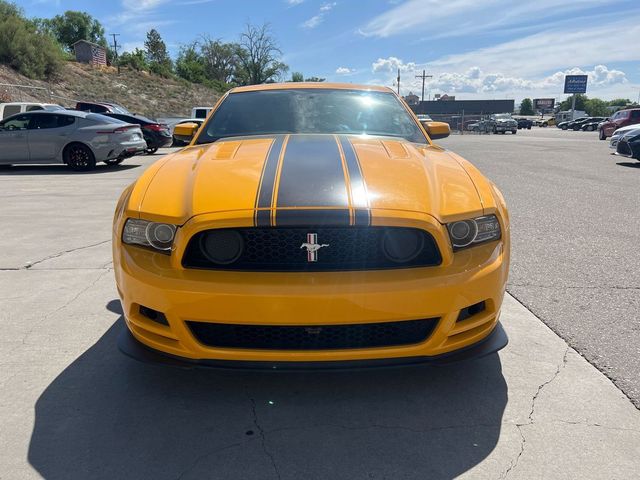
left=196, top=89, right=427, bottom=144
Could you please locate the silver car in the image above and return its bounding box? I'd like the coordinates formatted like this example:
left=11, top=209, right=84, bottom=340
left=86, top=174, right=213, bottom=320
left=0, top=110, right=147, bottom=171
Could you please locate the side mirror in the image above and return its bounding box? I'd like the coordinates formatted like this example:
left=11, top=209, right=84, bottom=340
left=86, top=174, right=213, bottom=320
left=173, top=122, right=200, bottom=144
left=422, top=121, right=450, bottom=140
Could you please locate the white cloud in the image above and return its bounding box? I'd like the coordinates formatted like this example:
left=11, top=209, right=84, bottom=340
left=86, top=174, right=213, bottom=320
left=430, top=18, right=640, bottom=78
left=320, top=2, right=337, bottom=12
left=301, top=2, right=337, bottom=28
left=287, top=0, right=304, bottom=4
left=336, top=66, right=354, bottom=74
left=372, top=56, right=415, bottom=73
left=369, top=56, right=629, bottom=100
left=359, top=0, right=615, bottom=39
left=302, top=15, right=323, bottom=28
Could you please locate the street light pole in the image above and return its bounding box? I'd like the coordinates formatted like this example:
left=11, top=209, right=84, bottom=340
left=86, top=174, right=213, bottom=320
left=397, top=68, right=400, bottom=95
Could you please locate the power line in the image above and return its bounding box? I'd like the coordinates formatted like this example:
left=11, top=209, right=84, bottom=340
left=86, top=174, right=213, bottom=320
left=110, top=33, right=121, bottom=74
left=415, top=69, right=433, bottom=102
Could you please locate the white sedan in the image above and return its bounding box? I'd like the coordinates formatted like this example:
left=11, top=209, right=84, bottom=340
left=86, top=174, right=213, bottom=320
left=0, top=110, right=147, bottom=171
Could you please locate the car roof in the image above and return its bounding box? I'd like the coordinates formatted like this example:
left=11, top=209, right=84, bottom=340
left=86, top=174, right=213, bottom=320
left=230, top=82, right=394, bottom=94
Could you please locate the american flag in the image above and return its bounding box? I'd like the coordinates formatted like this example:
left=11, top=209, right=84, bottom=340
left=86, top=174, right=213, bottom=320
left=91, top=46, right=106, bottom=66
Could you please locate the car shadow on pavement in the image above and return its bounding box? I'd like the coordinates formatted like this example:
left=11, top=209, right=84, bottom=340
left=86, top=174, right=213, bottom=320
left=0, top=164, right=141, bottom=175
left=28, top=300, right=508, bottom=480
left=616, top=161, right=640, bottom=169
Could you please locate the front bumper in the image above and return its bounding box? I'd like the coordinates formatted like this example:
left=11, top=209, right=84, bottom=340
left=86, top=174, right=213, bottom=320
left=615, top=139, right=639, bottom=159
left=118, top=320, right=508, bottom=369
left=113, top=214, right=509, bottom=364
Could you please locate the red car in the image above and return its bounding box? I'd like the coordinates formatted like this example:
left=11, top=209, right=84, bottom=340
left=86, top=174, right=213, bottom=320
left=599, top=108, right=640, bottom=140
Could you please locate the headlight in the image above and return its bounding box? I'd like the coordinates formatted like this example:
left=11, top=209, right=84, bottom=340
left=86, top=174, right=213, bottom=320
left=447, top=215, right=501, bottom=250
left=122, top=219, right=177, bottom=252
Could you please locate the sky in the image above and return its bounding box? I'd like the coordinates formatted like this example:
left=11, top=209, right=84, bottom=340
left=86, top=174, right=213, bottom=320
left=18, top=0, right=640, bottom=103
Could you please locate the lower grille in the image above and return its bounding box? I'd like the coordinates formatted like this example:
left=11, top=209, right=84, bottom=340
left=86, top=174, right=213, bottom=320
left=186, top=318, right=439, bottom=350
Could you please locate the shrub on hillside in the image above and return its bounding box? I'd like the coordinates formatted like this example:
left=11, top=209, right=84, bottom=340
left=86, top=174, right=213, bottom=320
left=0, top=1, right=62, bottom=79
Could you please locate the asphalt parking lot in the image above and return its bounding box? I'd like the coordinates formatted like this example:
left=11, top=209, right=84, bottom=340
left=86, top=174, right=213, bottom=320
left=1, top=132, right=640, bottom=479
left=439, top=128, right=640, bottom=407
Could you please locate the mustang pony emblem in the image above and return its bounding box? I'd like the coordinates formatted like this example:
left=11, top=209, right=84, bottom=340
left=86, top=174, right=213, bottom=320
left=300, top=233, right=329, bottom=262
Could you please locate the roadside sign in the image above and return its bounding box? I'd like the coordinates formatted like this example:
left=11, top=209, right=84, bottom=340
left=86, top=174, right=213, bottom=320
left=564, top=75, right=588, bottom=94
left=534, top=98, right=555, bottom=110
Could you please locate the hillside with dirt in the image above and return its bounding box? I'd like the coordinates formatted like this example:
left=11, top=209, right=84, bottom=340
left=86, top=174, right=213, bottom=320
left=0, top=61, right=219, bottom=118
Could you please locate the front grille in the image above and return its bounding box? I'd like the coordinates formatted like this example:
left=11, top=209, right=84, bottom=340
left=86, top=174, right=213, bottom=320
left=617, top=140, right=632, bottom=156
left=182, top=226, right=441, bottom=271
left=186, top=318, right=439, bottom=350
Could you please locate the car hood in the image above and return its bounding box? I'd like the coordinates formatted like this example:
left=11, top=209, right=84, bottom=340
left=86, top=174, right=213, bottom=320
left=132, top=134, right=485, bottom=225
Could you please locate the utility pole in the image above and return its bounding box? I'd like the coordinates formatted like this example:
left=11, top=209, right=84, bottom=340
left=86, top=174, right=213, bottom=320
left=110, top=33, right=121, bottom=74
left=397, top=68, right=400, bottom=95
left=415, top=69, right=433, bottom=103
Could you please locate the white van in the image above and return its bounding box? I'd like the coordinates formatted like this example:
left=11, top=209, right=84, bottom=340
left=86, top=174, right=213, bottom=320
left=0, top=102, right=64, bottom=120
left=191, top=107, right=212, bottom=120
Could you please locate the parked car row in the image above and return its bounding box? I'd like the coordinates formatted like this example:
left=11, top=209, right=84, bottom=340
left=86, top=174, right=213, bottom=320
left=0, top=100, right=181, bottom=171
left=557, top=116, right=606, bottom=131
left=466, top=113, right=518, bottom=134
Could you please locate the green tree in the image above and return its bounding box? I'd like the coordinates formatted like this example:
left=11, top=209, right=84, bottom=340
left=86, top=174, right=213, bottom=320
left=290, top=71, right=304, bottom=82
left=38, top=10, right=106, bottom=51
left=144, top=29, right=172, bottom=77
left=175, top=43, right=206, bottom=84
left=559, top=93, right=587, bottom=111
left=0, top=0, right=62, bottom=79
left=584, top=98, right=609, bottom=117
left=235, top=23, right=288, bottom=85
left=519, top=98, right=534, bottom=115
left=304, top=76, right=325, bottom=82
left=608, top=98, right=631, bottom=107
left=200, top=37, right=238, bottom=85
left=119, top=48, right=148, bottom=72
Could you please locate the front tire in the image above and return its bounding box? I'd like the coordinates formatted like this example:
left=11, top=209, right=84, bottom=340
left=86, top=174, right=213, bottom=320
left=64, top=143, right=96, bottom=171
left=512, top=130, right=517, bottom=134
left=599, top=129, right=606, bottom=140
left=145, top=147, right=159, bottom=155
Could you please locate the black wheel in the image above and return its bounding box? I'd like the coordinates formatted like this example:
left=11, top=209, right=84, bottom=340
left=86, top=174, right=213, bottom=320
left=527, top=126, right=531, bottom=129
left=64, top=143, right=96, bottom=171
left=512, top=130, right=517, bottom=134
left=599, top=129, right=606, bottom=140
left=561, top=125, right=568, bottom=130
left=104, top=158, right=125, bottom=166
left=145, top=147, right=159, bottom=155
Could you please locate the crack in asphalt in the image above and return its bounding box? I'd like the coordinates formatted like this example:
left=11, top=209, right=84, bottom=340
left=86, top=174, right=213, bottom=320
left=249, top=396, right=282, bottom=480
left=500, top=346, right=570, bottom=479
left=0, top=239, right=111, bottom=271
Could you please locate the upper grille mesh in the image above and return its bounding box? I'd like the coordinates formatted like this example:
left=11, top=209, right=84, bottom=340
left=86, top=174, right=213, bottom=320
left=182, top=226, right=441, bottom=271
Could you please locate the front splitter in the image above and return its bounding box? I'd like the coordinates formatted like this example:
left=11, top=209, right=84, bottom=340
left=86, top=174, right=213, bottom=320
left=118, top=322, right=507, bottom=371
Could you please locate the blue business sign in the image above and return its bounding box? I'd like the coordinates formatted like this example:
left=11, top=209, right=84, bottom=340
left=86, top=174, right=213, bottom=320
left=564, top=75, right=588, bottom=94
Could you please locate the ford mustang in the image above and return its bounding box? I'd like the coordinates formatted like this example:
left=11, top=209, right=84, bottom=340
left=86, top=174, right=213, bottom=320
left=113, top=83, right=510, bottom=368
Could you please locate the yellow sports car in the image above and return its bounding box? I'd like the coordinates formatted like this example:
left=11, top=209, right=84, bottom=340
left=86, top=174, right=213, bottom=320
left=114, top=83, right=510, bottom=368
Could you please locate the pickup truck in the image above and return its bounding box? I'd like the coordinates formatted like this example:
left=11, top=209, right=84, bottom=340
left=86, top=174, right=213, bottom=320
left=490, top=114, right=518, bottom=134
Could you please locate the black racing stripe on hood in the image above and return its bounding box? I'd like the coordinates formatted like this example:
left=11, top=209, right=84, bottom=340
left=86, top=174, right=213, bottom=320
left=339, top=135, right=371, bottom=226
left=254, top=135, right=285, bottom=226
left=275, top=209, right=350, bottom=226
left=275, top=134, right=349, bottom=209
